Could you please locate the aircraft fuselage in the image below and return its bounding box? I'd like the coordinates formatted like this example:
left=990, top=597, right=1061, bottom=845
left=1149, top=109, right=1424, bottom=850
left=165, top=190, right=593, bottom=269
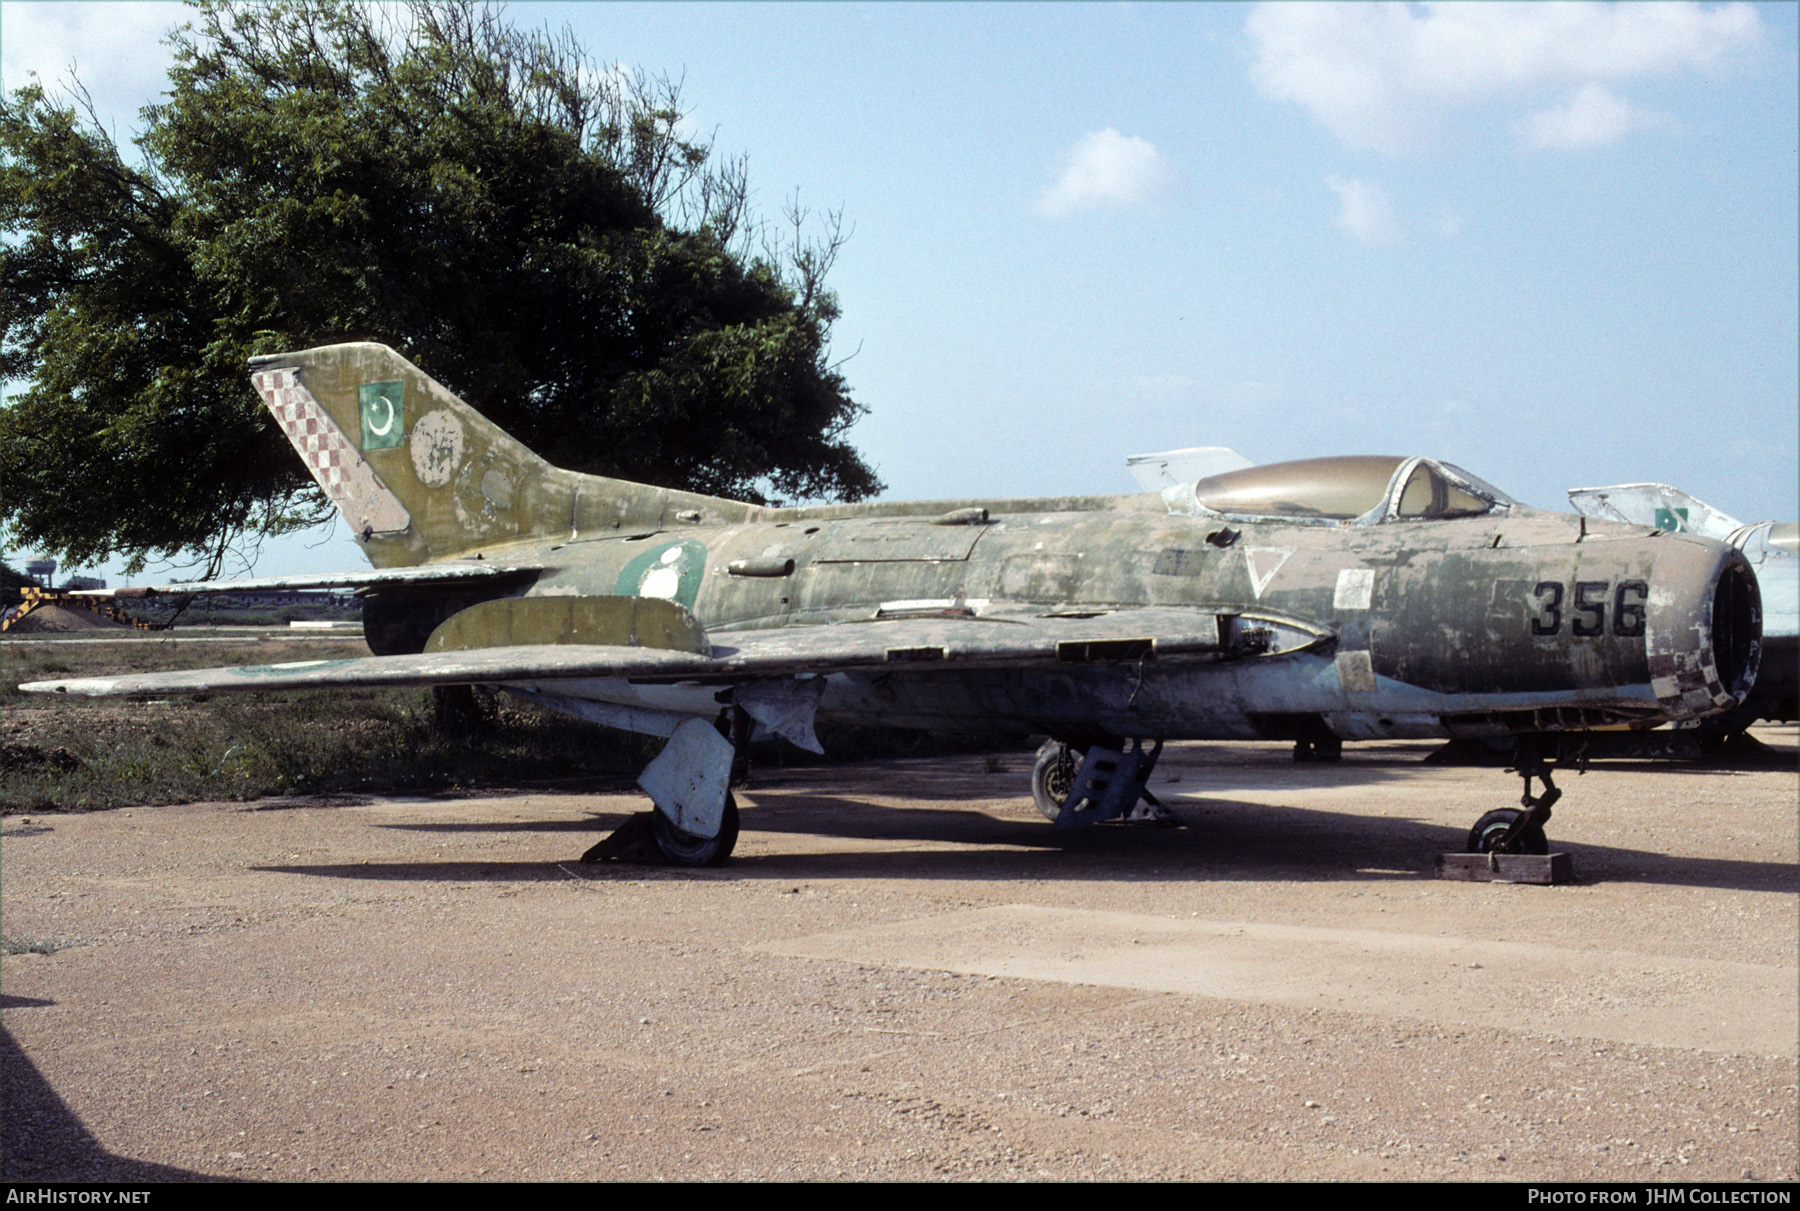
left=363, top=496, right=1759, bottom=747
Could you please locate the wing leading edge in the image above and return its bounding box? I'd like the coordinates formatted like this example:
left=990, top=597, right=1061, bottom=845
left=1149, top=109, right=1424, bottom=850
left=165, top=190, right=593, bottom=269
left=20, top=606, right=1331, bottom=699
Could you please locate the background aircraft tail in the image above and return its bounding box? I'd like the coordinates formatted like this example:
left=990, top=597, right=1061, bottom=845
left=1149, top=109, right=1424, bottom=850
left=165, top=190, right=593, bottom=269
left=248, top=343, right=752, bottom=568
left=1126, top=446, right=1254, bottom=492
left=1567, top=483, right=1744, bottom=541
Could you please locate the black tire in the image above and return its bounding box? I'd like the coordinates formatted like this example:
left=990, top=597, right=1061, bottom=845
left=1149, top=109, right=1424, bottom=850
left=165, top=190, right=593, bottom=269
left=1031, top=741, right=1081, bottom=822
left=1466, top=808, right=1549, bottom=856
left=652, top=794, right=740, bottom=867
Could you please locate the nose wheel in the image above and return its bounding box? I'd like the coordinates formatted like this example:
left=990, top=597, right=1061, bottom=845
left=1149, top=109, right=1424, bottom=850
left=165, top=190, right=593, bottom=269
left=1464, top=738, right=1561, bottom=856
left=1466, top=808, right=1549, bottom=855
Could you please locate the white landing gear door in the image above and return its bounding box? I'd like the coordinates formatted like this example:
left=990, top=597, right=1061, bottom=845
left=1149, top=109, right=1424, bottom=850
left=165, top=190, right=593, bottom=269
left=637, top=717, right=735, bottom=839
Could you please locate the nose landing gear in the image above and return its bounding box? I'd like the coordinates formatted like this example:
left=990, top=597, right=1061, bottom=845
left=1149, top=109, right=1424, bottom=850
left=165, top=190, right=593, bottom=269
left=1464, top=739, right=1561, bottom=855
left=1440, top=738, right=1572, bottom=883
left=1466, top=808, right=1549, bottom=856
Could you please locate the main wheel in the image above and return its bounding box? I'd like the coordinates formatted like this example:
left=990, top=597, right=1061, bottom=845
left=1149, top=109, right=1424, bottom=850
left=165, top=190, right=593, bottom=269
left=1031, top=741, right=1081, bottom=822
left=1466, top=808, right=1549, bottom=856
left=652, top=794, right=740, bottom=867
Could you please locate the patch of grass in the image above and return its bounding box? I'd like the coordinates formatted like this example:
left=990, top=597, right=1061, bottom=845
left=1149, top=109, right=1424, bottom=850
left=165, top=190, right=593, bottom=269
left=3, top=637, right=661, bottom=810
left=2, top=687, right=662, bottom=812
left=2, top=937, right=58, bottom=955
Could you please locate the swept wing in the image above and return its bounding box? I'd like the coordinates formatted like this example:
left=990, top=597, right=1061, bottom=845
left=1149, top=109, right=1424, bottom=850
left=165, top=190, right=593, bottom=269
left=22, top=605, right=1328, bottom=698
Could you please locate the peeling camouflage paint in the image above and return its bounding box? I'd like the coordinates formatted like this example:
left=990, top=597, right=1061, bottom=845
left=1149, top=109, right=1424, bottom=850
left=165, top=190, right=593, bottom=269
left=31, top=343, right=1763, bottom=757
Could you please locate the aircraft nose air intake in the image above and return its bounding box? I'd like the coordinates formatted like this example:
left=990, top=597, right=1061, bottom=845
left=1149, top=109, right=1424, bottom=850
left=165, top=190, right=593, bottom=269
left=1646, top=541, right=1761, bottom=722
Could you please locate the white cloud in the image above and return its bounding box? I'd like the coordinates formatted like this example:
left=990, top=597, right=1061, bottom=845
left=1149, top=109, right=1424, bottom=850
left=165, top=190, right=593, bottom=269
left=1326, top=175, right=1401, bottom=246
left=1, top=3, right=189, bottom=132
left=1246, top=1, right=1764, bottom=154
left=1037, top=128, right=1187, bottom=217
left=1515, top=82, right=1669, bottom=149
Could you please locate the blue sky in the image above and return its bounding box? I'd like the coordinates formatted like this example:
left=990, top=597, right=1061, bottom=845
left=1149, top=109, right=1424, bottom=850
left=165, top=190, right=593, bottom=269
left=4, top=1, right=1796, bottom=581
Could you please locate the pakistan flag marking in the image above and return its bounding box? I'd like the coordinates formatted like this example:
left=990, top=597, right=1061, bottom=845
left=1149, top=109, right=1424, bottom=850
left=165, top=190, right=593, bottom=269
left=359, top=380, right=405, bottom=450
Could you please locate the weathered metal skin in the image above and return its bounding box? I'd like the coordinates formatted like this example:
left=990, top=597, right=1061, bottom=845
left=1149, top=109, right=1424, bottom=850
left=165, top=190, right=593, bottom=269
left=1571, top=484, right=1795, bottom=729
left=31, top=343, right=1760, bottom=757
left=464, top=507, right=1757, bottom=743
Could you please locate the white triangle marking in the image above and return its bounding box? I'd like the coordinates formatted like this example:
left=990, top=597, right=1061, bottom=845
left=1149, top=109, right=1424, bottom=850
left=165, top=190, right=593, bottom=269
left=1245, top=547, right=1294, bottom=598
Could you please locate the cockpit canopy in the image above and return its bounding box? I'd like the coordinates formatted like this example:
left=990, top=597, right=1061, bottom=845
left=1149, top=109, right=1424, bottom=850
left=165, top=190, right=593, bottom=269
left=1165, top=455, right=1514, bottom=525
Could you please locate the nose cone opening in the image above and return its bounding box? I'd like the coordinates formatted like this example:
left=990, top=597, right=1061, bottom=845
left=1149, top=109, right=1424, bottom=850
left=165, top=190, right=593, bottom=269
left=1711, top=554, right=1762, bottom=704
left=1649, top=547, right=1762, bottom=722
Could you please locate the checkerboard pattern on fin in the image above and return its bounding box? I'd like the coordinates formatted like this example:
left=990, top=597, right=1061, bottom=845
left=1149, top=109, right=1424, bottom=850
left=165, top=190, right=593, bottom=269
left=254, top=368, right=410, bottom=536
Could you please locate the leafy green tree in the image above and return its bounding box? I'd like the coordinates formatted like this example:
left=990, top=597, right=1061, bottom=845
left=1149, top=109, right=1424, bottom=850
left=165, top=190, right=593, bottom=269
left=1, top=0, right=879, bottom=576
left=0, top=558, right=35, bottom=606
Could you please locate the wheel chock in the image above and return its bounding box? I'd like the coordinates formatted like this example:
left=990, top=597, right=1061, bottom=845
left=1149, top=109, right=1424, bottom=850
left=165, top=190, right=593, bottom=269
left=1434, top=852, right=1574, bottom=885
left=581, top=813, right=668, bottom=865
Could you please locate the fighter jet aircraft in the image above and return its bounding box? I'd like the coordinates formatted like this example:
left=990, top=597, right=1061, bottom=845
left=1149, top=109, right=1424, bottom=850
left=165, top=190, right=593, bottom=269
left=25, top=343, right=1762, bottom=866
left=1569, top=482, right=1795, bottom=739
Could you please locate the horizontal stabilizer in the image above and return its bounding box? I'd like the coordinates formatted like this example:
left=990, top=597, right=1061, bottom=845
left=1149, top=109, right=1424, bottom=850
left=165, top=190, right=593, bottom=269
left=20, top=607, right=1330, bottom=699
left=67, top=562, right=538, bottom=599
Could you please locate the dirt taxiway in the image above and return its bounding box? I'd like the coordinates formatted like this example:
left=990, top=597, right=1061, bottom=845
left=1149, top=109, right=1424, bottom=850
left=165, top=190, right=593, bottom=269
left=3, top=733, right=1795, bottom=1182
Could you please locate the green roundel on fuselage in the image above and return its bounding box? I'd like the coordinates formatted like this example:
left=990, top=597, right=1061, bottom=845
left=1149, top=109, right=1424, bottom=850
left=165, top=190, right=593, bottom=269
left=615, top=539, right=707, bottom=610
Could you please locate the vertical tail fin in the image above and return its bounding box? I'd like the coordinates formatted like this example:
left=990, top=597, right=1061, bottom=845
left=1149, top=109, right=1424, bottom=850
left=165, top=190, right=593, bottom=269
left=1567, top=484, right=1744, bottom=541
left=249, top=343, right=750, bottom=568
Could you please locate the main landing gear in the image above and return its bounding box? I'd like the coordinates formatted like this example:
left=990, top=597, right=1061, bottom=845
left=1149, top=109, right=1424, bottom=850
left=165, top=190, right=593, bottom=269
left=581, top=794, right=741, bottom=867
left=1030, top=741, right=1082, bottom=822
left=1031, top=738, right=1179, bottom=828
left=1034, top=733, right=1572, bottom=864
left=651, top=793, right=741, bottom=867
left=583, top=711, right=747, bottom=868
left=575, top=680, right=827, bottom=868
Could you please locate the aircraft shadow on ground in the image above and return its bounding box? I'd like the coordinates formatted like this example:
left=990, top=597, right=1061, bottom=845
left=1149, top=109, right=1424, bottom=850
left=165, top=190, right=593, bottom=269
left=0, top=1025, right=236, bottom=1182
left=258, top=789, right=1796, bottom=894
left=1565, top=756, right=1800, bottom=779
left=377, top=816, right=623, bottom=835
left=735, top=793, right=1799, bottom=894
left=728, top=748, right=1449, bottom=802
left=355, top=747, right=1467, bottom=842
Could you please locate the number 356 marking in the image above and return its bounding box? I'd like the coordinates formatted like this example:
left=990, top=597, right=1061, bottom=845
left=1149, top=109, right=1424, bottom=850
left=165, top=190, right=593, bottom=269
left=1531, top=580, right=1647, bottom=638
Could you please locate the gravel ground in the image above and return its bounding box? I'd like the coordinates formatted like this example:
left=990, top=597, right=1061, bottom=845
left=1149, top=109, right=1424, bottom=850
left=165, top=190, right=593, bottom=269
left=3, top=731, right=1795, bottom=1182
